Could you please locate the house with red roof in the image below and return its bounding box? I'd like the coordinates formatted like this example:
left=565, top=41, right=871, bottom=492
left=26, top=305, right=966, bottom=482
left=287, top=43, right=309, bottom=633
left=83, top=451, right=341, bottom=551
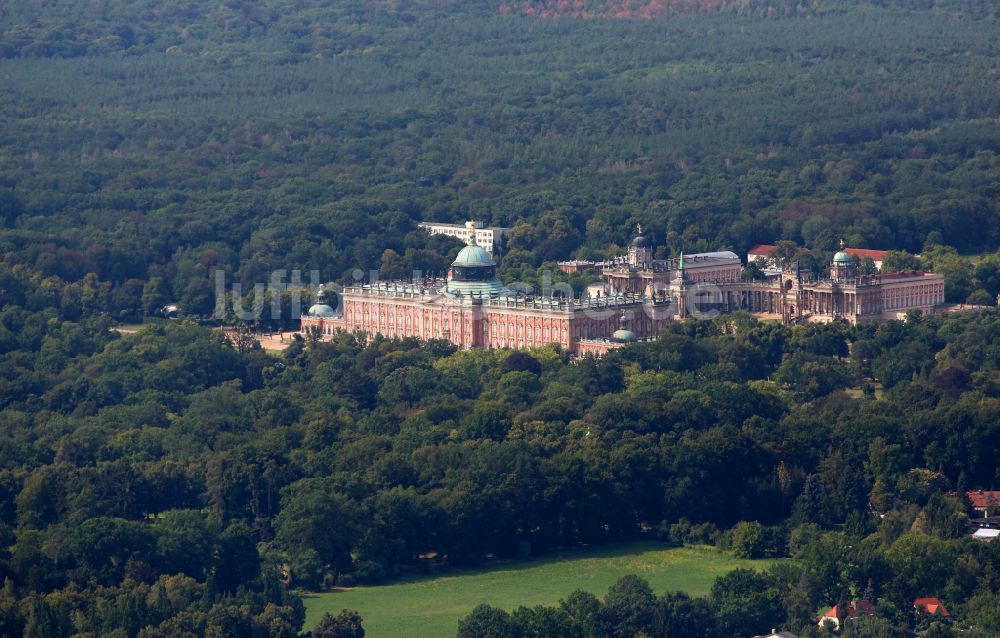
left=843, top=248, right=888, bottom=270
left=913, top=597, right=949, bottom=618
left=747, top=245, right=889, bottom=272
left=746, top=244, right=782, bottom=272
left=965, top=490, right=1000, bottom=517
left=747, top=244, right=779, bottom=258
left=818, top=600, right=875, bottom=631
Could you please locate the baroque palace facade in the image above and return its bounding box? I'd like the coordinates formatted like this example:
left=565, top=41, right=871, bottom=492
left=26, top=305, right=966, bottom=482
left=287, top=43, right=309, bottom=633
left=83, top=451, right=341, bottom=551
left=300, top=226, right=945, bottom=355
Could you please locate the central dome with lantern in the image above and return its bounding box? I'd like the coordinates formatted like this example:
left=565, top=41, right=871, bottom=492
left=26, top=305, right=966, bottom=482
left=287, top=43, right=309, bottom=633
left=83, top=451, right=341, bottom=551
left=832, top=239, right=852, bottom=265
left=444, top=223, right=510, bottom=298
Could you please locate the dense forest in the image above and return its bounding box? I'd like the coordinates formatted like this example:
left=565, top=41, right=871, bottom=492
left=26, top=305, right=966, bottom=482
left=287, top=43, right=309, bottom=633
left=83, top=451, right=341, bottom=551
left=1, top=308, right=999, bottom=635
left=3, top=1, right=1000, bottom=636
left=3, top=1, right=1000, bottom=322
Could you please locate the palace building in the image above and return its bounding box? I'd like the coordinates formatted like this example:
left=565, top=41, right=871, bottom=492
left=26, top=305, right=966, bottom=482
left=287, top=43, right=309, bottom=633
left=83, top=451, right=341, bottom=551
left=593, top=234, right=944, bottom=326
left=301, top=227, right=947, bottom=354
left=302, top=226, right=672, bottom=355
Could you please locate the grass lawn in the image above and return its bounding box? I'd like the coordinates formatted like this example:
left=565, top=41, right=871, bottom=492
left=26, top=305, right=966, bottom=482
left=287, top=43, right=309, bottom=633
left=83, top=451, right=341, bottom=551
left=111, top=323, right=146, bottom=334
left=302, top=542, right=783, bottom=638
left=845, top=385, right=882, bottom=400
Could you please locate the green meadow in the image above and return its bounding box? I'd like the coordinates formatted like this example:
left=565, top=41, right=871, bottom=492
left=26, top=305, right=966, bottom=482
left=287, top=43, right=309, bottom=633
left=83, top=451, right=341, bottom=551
left=302, top=542, right=782, bottom=638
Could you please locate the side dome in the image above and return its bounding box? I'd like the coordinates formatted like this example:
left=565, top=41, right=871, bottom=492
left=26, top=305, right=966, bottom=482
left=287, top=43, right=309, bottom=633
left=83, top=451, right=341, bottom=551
left=833, top=250, right=851, bottom=264
left=308, top=303, right=335, bottom=317
left=612, top=329, right=637, bottom=343
left=309, top=286, right=336, bottom=316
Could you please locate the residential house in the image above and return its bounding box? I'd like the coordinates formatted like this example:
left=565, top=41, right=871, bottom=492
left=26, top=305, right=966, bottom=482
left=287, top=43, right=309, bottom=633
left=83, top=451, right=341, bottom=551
left=747, top=244, right=783, bottom=273
left=843, top=248, right=887, bottom=271
left=818, top=600, right=875, bottom=631
left=747, top=245, right=888, bottom=272
left=913, top=597, right=949, bottom=618
left=965, top=490, right=1000, bottom=518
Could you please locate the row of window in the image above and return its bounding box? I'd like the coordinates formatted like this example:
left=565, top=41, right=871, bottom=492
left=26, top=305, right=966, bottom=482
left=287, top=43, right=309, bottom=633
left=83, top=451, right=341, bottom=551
left=484, top=322, right=568, bottom=342
left=327, top=304, right=672, bottom=344
left=426, top=228, right=496, bottom=245
left=883, top=286, right=944, bottom=310
left=684, top=268, right=742, bottom=283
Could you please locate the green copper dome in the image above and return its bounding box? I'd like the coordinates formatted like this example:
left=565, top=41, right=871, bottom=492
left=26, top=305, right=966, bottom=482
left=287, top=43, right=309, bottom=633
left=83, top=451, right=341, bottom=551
left=444, top=230, right=508, bottom=298
left=452, top=243, right=495, bottom=267
left=308, top=286, right=335, bottom=316
left=308, top=303, right=335, bottom=317
left=612, top=329, right=637, bottom=343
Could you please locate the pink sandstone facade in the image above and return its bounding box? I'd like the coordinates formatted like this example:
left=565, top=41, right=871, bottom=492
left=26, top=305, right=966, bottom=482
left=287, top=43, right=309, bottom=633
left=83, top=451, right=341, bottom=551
left=301, top=229, right=948, bottom=354
left=302, top=285, right=671, bottom=354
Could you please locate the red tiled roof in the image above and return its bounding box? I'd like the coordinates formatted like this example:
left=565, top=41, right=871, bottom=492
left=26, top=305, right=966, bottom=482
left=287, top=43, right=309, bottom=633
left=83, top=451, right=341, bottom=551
left=844, top=248, right=888, bottom=261
left=966, top=491, right=1000, bottom=509
left=747, top=245, right=888, bottom=260
left=821, top=600, right=875, bottom=620
left=914, top=597, right=950, bottom=617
